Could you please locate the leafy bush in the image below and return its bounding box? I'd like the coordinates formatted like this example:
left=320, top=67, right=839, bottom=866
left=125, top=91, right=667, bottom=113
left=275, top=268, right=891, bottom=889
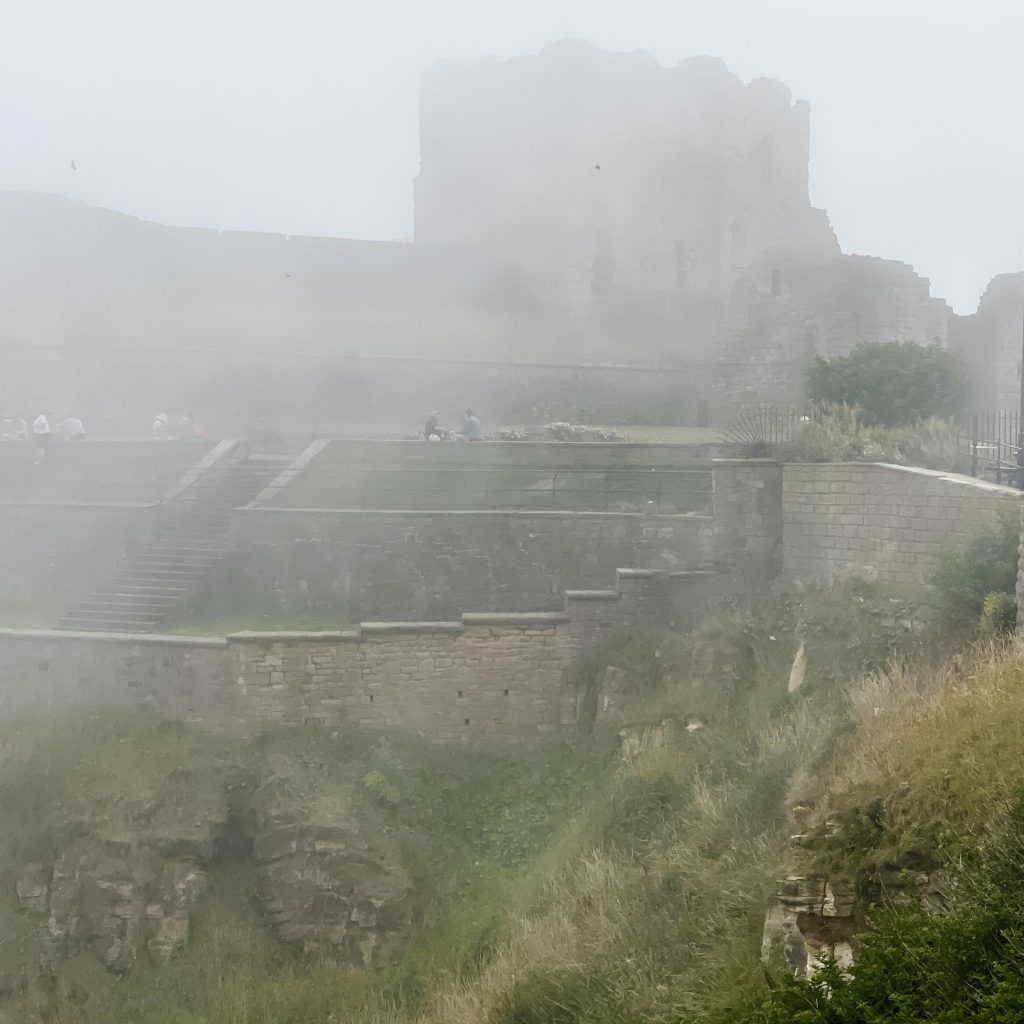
left=807, top=342, right=969, bottom=426
left=932, top=514, right=1019, bottom=629
left=982, top=592, right=1018, bottom=635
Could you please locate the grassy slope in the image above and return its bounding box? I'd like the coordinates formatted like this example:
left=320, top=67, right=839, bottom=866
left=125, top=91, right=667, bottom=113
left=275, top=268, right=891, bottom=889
left=3, top=578, right=1017, bottom=1024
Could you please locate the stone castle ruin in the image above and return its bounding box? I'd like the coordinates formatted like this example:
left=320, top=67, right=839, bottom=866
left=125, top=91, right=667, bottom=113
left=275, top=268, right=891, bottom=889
left=0, top=39, right=1020, bottom=429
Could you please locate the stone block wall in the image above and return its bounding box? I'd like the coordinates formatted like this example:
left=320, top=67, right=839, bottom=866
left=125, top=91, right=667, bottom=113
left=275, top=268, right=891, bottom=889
left=783, top=463, right=1023, bottom=586
left=712, top=460, right=784, bottom=575
left=0, top=630, right=233, bottom=727
left=0, top=569, right=714, bottom=748
left=224, top=508, right=713, bottom=620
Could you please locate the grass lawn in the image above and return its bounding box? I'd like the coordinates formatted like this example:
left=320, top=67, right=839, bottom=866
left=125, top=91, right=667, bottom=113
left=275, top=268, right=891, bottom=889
left=612, top=425, right=723, bottom=443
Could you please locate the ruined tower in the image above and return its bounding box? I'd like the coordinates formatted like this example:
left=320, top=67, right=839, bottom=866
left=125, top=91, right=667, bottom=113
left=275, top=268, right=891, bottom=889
left=415, top=39, right=840, bottom=300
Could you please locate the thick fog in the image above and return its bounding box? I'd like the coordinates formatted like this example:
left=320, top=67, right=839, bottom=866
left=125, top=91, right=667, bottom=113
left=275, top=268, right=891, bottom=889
left=2, top=0, right=1021, bottom=313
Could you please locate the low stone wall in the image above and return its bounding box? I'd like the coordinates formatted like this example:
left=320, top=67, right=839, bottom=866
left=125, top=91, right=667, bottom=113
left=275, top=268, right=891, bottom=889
left=0, top=570, right=717, bottom=748
left=223, top=508, right=713, bottom=619
left=783, top=463, right=1023, bottom=586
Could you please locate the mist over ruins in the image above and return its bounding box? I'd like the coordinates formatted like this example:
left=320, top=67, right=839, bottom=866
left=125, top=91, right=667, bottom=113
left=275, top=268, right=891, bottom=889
left=4, top=31, right=1024, bottom=1024
left=2, top=38, right=1020, bottom=434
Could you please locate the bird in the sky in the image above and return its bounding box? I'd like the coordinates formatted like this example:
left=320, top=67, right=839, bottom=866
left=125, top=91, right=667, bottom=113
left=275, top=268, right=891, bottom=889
left=70, top=161, right=77, bottom=171
left=594, top=164, right=600, bottom=170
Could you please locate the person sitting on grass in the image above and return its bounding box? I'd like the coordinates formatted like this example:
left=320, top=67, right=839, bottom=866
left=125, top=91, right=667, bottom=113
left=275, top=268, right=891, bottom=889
left=462, top=408, right=482, bottom=442
left=424, top=411, right=444, bottom=440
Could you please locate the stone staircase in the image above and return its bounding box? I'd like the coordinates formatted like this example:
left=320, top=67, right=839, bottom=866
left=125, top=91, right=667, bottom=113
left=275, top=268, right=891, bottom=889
left=57, top=456, right=285, bottom=633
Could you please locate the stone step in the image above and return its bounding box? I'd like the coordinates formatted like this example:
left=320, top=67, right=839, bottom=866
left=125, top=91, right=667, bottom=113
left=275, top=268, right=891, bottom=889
left=57, top=620, right=156, bottom=633
left=78, top=596, right=179, bottom=609
left=63, top=611, right=163, bottom=624
left=129, top=557, right=223, bottom=570
left=136, top=550, right=227, bottom=562
left=117, top=563, right=208, bottom=575
left=98, top=582, right=194, bottom=594
left=150, top=535, right=227, bottom=547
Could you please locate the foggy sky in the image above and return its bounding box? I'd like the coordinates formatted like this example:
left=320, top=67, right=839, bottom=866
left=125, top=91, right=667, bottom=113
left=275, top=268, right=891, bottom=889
left=2, top=0, right=1022, bottom=313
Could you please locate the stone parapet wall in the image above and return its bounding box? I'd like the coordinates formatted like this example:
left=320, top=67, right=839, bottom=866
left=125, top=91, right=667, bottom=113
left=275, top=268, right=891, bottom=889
left=225, top=508, right=713, bottom=620
left=0, top=570, right=717, bottom=748
left=783, top=463, right=1023, bottom=586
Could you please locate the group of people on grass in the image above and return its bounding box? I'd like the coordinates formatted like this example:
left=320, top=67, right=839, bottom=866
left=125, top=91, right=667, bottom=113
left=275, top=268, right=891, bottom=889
left=0, top=413, right=86, bottom=464
left=0, top=409, right=207, bottom=465
left=152, top=412, right=207, bottom=441
left=423, top=408, right=482, bottom=442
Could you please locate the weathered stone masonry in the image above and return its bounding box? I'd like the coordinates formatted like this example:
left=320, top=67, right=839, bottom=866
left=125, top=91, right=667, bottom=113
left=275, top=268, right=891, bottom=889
left=783, top=463, right=1022, bottom=586
left=713, top=460, right=1024, bottom=587
left=0, top=570, right=712, bottom=748
left=226, top=508, right=713, bottom=619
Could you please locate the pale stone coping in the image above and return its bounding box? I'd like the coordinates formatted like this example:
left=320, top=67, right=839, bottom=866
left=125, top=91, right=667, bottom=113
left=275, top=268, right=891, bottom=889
left=359, top=621, right=465, bottom=635
left=711, top=458, right=782, bottom=466
left=294, top=353, right=687, bottom=374
left=233, top=506, right=712, bottom=522
left=161, top=438, right=244, bottom=503
left=317, top=438, right=715, bottom=450
left=617, top=567, right=717, bottom=581
left=783, top=461, right=1024, bottom=497
left=565, top=589, right=621, bottom=602
left=226, top=629, right=347, bottom=641
left=0, top=627, right=228, bottom=648
left=249, top=439, right=331, bottom=507
left=0, top=500, right=157, bottom=509
left=462, top=612, right=570, bottom=626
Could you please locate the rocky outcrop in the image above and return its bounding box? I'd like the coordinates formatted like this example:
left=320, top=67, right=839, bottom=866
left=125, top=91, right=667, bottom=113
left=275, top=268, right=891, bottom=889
left=761, top=875, right=858, bottom=979
left=7, top=768, right=414, bottom=991
left=250, top=777, right=412, bottom=965
left=762, top=868, right=955, bottom=980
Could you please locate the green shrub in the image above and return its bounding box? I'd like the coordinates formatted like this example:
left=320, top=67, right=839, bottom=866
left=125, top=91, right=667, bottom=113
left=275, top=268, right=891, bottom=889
left=807, top=342, right=969, bottom=426
left=982, top=592, right=1018, bottom=635
left=932, top=515, right=1019, bottom=630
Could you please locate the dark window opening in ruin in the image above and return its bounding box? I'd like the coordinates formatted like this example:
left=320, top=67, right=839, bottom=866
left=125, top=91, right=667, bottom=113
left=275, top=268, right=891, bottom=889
left=759, top=135, right=775, bottom=186
left=464, top=718, right=471, bottom=726
left=771, top=268, right=783, bottom=296
left=369, top=694, right=375, bottom=703
left=674, top=240, right=689, bottom=288
left=591, top=229, right=612, bottom=295
left=457, top=690, right=463, bottom=698
left=503, top=688, right=510, bottom=696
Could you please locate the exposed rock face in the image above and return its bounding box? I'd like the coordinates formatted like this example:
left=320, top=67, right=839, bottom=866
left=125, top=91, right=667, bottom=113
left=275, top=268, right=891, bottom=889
left=250, top=777, right=413, bottom=965
left=761, top=875, right=858, bottom=979
left=22, top=841, right=214, bottom=974
left=8, top=771, right=414, bottom=989
left=762, top=869, right=956, bottom=980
